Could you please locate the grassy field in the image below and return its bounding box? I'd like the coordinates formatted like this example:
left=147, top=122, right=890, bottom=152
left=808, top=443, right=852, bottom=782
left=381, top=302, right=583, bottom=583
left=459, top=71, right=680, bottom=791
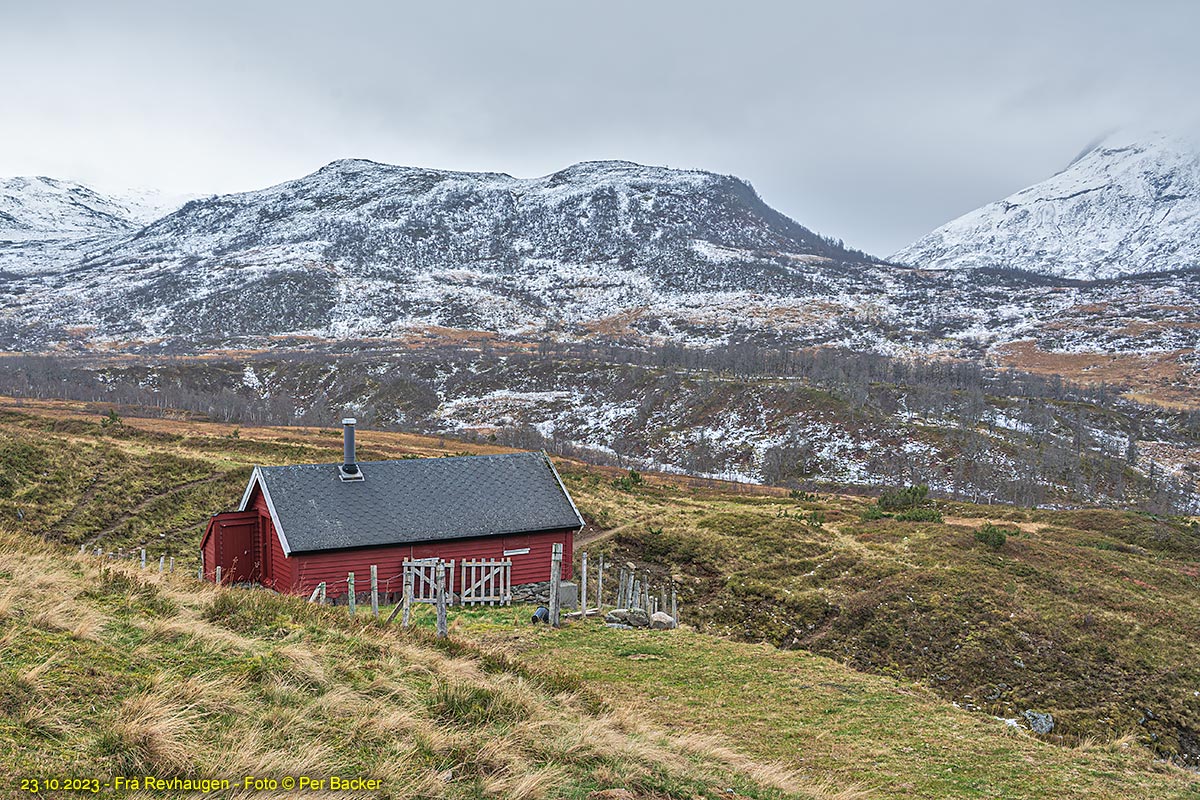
left=457, top=609, right=1197, bottom=799
left=0, top=529, right=831, bottom=800
left=1, top=397, right=1199, bottom=797
left=560, top=464, right=1200, bottom=763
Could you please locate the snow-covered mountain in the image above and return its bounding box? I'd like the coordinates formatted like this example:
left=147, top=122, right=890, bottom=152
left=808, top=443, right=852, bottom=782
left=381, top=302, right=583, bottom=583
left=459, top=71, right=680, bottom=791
left=1, top=158, right=884, bottom=343
left=0, top=155, right=1197, bottom=409
left=0, top=177, right=198, bottom=277
left=892, top=133, right=1200, bottom=280
left=0, top=176, right=144, bottom=242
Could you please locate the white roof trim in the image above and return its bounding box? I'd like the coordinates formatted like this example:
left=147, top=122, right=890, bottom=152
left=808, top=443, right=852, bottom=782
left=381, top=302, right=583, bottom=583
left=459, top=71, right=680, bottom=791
left=237, top=466, right=261, bottom=511
left=542, top=450, right=585, bottom=531
left=237, top=466, right=294, bottom=557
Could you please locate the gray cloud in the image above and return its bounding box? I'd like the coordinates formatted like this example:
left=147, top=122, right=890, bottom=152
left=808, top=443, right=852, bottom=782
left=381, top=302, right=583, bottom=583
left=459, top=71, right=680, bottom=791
left=2, top=0, right=1197, bottom=255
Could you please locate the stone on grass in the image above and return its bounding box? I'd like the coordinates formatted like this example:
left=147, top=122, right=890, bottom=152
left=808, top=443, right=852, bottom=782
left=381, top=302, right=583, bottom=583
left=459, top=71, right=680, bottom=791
left=1022, top=710, right=1054, bottom=734
left=650, top=611, right=677, bottom=630
left=626, top=608, right=651, bottom=628
left=605, top=608, right=630, bottom=623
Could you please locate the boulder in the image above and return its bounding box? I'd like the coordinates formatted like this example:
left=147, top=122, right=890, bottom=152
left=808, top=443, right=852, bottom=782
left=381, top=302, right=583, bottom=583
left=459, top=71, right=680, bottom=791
left=1022, top=710, right=1054, bottom=734
left=650, top=611, right=677, bottom=630
left=605, top=608, right=630, bottom=623
left=605, top=623, right=634, bottom=630
left=557, top=581, right=579, bottom=610
left=626, top=608, right=651, bottom=628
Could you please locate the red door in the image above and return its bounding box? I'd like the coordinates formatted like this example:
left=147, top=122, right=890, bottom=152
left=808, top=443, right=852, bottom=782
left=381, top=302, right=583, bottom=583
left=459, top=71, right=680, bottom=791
left=217, top=512, right=259, bottom=584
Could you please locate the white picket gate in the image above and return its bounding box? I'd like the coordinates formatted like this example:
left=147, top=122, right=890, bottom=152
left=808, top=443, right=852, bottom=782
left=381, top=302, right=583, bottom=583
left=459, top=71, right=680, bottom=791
left=459, top=558, right=512, bottom=606
left=402, top=558, right=456, bottom=604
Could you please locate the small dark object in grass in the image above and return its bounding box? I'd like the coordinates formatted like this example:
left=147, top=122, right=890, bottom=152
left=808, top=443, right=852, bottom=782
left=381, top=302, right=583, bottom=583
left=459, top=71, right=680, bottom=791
left=531, top=606, right=550, bottom=624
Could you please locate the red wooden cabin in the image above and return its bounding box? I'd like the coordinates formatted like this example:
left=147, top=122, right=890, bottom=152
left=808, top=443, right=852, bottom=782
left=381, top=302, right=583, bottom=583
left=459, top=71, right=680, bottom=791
left=200, top=419, right=582, bottom=600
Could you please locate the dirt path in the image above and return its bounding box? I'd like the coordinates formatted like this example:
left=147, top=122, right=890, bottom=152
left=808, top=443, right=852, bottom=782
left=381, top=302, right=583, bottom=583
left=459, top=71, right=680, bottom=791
left=80, top=472, right=233, bottom=551
left=943, top=515, right=1045, bottom=534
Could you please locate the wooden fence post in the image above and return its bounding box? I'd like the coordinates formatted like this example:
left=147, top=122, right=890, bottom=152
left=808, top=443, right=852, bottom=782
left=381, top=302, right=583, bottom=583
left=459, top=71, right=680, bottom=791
left=140, top=549, right=146, bottom=569
left=319, top=582, right=326, bottom=604
left=581, top=552, right=588, bottom=614
left=435, top=561, right=448, bottom=638
left=158, top=555, right=165, bottom=574
left=370, top=564, right=379, bottom=619
left=671, top=588, right=678, bottom=623
left=598, top=554, right=605, bottom=609
left=169, top=557, right=175, bottom=574
left=401, top=569, right=413, bottom=628
left=347, top=572, right=356, bottom=616
left=215, top=565, right=222, bottom=586
left=308, top=583, right=324, bottom=603
left=549, top=542, right=563, bottom=627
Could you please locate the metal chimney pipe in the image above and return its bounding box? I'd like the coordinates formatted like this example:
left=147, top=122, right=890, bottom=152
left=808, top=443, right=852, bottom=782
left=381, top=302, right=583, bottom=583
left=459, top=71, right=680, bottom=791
left=342, top=417, right=358, bottom=475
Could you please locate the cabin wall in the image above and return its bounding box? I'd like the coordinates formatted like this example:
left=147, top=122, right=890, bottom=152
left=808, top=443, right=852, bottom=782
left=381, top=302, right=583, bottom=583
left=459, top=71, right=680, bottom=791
left=288, top=527, right=577, bottom=599
left=202, top=510, right=264, bottom=584
left=245, top=484, right=294, bottom=592
left=201, top=518, right=219, bottom=580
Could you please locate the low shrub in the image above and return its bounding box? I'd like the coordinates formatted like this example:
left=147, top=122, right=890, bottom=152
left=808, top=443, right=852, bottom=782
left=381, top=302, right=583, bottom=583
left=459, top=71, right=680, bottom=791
left=975, top=522, right=1012, bottom=550
left=895, top=507, right=943, bottom=523
left=612, top=469, right=643, bottom=492
left=878, top=484, right=929, bottom=512
left=860, top=504, right=889, bottom=521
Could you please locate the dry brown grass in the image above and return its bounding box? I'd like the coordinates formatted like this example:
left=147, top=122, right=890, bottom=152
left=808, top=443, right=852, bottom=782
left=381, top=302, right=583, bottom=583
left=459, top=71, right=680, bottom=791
left=99, top=691, right=205, bottom=774
left=991, top=340, right=1200, bottom=409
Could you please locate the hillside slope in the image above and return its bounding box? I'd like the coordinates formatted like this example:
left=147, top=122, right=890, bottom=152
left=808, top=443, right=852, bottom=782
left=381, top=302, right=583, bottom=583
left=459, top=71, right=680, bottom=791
left=2, top=405, right=1198, bottom=798
left=0, top=529, right=815, bottom=800
left=1, top=399, right=1199, bottom=782
left=893, top=134, right=1200, bottom=280
left=572, top=469, right=1200, bottom=765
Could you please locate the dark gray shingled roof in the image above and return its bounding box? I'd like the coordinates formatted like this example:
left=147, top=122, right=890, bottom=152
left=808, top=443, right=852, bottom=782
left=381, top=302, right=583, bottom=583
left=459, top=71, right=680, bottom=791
left=242, top=451, right=584, bottom=554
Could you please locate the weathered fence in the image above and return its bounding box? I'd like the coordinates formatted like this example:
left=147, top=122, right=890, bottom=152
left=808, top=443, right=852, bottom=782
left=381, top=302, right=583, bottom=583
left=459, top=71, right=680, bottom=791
left=459, top=558, right=512, bottom=605
left=402, top=558, right=457, bottom=604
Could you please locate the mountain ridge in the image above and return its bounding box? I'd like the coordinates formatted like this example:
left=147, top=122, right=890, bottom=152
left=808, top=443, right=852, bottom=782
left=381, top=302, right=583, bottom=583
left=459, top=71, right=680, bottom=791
left=892, top=132, right=1200, bottom=280
left=0, top=148, right=1197, bottom=416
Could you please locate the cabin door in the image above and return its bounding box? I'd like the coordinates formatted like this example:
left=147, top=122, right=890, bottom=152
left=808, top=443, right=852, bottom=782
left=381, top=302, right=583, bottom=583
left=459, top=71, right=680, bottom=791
left=216, top=512, right=259, bottom=584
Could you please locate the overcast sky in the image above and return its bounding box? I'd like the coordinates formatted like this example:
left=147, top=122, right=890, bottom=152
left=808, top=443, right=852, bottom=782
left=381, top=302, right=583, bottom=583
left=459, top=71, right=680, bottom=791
left=2, top=0, right=1197, bottom=255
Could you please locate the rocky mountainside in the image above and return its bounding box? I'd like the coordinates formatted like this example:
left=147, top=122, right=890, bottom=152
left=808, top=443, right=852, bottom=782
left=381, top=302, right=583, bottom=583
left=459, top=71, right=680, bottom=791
left=0, top=176, right=143, bottom=243
left=892, top=133, right=1200, bottom=280
left=0, top=152, right=1197, bottom=407
left=0, top=177, right=195, bottom=278
left=0, top=158, right=883, bottom=345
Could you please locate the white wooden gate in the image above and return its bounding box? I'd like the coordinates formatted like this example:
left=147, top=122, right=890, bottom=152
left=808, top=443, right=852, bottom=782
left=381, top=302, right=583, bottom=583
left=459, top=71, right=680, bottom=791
left=402, top=558, right=456, bottom=604
left=459, top=558, right=512, bottom=606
